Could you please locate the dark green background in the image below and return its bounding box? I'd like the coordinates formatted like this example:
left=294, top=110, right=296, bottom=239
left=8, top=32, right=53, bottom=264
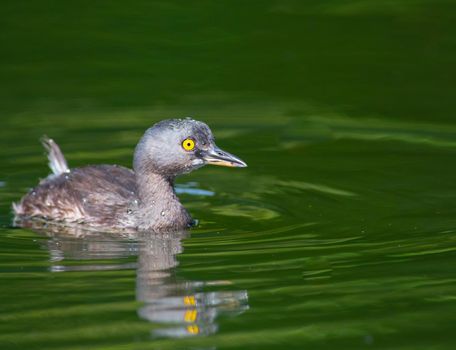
left=1, top=1, right=456, bottom=349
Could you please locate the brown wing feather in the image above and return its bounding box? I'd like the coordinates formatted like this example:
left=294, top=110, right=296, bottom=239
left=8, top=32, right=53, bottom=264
left=14, top=165, right=137, bottom=228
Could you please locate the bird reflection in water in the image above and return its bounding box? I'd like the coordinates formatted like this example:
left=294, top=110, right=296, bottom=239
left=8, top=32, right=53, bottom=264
left=19, top=220, right=249, bottom=338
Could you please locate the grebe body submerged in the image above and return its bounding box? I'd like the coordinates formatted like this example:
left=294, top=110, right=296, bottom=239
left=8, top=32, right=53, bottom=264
left=13, top=118, right=247, bottom=232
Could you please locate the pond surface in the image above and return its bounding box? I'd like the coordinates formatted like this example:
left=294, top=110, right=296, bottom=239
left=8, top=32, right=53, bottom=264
left=1, top=1, right=456, bottom=349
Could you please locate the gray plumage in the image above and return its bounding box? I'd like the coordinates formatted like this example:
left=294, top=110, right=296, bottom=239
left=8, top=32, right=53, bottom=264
left=13, top=118, right=247, bottom=233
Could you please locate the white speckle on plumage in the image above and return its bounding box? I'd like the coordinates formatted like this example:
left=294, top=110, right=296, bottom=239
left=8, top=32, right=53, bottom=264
left=192, top=159, right=204, bottom=166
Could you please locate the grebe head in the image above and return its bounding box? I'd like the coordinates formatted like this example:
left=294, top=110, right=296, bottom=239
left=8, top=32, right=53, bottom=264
left=133, top=118, right=247, bottom=177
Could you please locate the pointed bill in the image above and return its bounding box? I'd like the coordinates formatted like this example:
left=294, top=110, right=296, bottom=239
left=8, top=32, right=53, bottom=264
left=202, top=146, right=247, bottom=168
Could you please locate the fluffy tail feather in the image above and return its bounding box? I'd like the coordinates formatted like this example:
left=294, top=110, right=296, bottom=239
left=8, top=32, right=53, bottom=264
left=41, top=136, right=70, bottom=175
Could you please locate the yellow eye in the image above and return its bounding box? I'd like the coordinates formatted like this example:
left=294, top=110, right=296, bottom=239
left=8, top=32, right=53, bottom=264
left=182, top=138, right=195, bottom=151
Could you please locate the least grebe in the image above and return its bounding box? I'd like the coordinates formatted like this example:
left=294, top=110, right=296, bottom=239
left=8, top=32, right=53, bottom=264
left=13, top=118, right=247, bottom=232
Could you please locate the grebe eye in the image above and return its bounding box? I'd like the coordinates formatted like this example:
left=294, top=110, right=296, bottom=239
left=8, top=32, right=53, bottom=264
left=182, top=138, right=195, bottom=151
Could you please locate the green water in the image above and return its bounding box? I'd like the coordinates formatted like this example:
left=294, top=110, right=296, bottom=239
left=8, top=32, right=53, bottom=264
left=1, top=1, right=456, bottom=349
